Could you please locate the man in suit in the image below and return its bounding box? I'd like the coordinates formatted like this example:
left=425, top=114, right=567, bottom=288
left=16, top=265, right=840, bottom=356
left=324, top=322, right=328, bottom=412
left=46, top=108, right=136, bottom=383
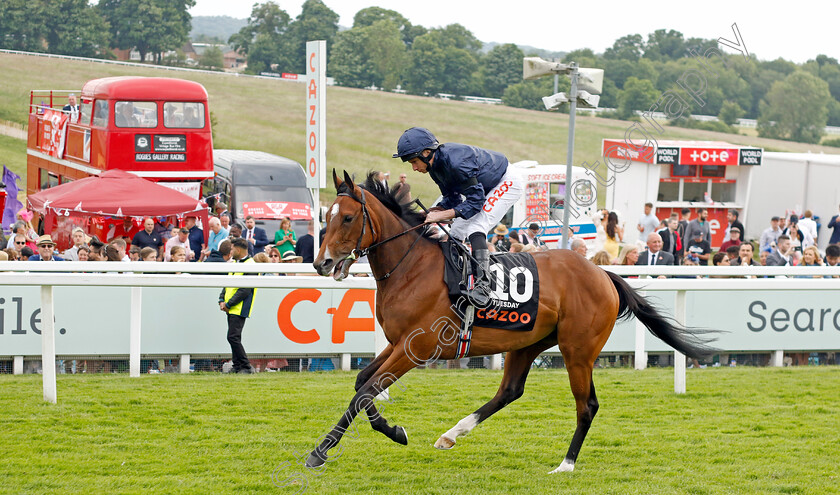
left=765, top=234, right=793, bottom=266
left=730, top=242, right=760, bottom=266
left=657, top=217, right=679, bottom=262
left=62, top=94, right=79, bottom=123
left=636, top=233, right=674, bottom=273
left=242, top=215, right=269, bottom=256
left=29, top=235, right=64, bottom=261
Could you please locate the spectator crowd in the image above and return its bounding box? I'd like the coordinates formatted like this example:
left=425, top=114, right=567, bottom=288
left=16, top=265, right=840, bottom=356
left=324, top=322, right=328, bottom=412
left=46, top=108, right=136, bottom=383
left=0, top=207, right=316, bottom=267
left=503, top=203, right=840, bottom=274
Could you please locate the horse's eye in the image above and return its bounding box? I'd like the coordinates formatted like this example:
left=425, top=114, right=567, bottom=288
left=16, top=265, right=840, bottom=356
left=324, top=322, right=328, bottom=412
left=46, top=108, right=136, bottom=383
left=343, top=214, right=353, bottom=223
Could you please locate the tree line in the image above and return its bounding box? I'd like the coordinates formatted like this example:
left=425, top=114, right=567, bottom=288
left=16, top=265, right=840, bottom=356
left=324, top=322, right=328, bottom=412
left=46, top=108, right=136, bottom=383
left=1, top=0, right=838, bottom=144
left=230, top=1, right=839, bottom=144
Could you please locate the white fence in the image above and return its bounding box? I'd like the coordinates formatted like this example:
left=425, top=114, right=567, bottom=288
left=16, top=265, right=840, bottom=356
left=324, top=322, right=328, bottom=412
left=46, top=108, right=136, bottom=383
left=2, top=262, right=840, bottom=403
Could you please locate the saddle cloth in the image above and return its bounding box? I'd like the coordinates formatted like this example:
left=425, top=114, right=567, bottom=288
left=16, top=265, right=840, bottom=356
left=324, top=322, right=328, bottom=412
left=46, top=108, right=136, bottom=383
left=441, top=241, right=540, bottom=332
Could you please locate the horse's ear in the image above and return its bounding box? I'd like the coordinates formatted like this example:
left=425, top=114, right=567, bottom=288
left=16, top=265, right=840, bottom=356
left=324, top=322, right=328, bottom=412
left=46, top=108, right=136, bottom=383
left=332, top=169, right=341, bottom=189
left=343, top=170, right=354, bottom=189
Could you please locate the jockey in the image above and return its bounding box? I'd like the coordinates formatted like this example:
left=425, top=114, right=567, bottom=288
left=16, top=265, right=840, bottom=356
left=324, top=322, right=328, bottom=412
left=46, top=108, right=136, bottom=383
left=393, top=127, right=524, bottom=306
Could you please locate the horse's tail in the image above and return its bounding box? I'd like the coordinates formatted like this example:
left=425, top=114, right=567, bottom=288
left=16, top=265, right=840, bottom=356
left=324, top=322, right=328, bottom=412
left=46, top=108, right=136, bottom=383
left=606, top=271, right=718, bottom=359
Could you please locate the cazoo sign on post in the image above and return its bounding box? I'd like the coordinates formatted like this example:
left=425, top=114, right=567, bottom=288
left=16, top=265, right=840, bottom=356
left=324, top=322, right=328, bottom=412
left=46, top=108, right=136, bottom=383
left=305, top=40, right=326, bottom=190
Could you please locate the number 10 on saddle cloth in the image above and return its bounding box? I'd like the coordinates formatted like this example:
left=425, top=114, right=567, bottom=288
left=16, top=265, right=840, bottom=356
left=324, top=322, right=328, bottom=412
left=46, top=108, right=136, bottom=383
left=443, top=246, right=540, bottom=332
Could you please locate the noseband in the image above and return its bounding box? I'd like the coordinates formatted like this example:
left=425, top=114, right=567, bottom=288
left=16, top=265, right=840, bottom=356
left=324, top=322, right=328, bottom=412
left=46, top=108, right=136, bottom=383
left=336, top=188, right=426, bottom=280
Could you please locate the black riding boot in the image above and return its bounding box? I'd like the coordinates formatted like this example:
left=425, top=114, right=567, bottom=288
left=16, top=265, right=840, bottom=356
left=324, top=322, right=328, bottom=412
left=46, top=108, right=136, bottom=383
left=467, top=248, right=492, bottom=307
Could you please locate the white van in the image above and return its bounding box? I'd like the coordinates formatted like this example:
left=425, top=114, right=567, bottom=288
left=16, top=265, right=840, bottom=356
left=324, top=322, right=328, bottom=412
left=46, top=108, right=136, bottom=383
left=205, top=150, right=314, bottom=237
left=500, top=160, right=598, bottom=249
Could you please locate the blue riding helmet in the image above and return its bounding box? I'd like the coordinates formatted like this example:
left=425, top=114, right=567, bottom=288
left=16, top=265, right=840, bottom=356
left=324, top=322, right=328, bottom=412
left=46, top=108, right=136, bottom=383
left=393, top=127, right=440, bottom=162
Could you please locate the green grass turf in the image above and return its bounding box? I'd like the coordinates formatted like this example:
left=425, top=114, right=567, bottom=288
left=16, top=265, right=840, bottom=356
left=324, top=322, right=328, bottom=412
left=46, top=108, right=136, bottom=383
left=1, top=367, right=837, bottom=494
left=1, top=52, right=839, bottom=207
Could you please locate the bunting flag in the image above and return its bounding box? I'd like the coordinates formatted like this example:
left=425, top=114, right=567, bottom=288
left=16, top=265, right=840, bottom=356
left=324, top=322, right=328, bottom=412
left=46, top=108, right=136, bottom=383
left=2, top=166, right=23, bottom=231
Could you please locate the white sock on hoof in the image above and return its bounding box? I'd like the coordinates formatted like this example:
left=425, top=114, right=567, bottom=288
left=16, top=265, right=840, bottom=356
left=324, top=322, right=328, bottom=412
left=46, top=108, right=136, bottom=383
left=442, top=413, right=479, bottom=442
left=548, top=459, right=575, bottom=474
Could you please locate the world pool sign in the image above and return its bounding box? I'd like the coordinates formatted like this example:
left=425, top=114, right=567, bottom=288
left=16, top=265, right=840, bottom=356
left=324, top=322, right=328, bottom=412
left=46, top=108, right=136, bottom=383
left=1, top=287, right=839, bottom=356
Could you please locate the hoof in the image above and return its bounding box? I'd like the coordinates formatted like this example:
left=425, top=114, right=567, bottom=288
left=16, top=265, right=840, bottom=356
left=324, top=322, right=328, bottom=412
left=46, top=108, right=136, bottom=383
left=434, top=435, right=456, bottom=450
left=305, top=450, right=326, bottom=469
left=548, top=459, right=575, bottom=474
left=394, top=426, right=408, bottom=446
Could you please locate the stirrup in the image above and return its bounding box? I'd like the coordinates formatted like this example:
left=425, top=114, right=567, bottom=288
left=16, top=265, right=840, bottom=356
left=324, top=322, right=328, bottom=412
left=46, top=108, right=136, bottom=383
left=466, top=282, right=492, bottom=308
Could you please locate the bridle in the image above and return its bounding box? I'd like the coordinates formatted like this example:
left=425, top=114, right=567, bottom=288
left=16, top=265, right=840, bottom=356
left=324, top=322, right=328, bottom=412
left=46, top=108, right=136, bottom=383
left=335, top=188, right=427, bottom=281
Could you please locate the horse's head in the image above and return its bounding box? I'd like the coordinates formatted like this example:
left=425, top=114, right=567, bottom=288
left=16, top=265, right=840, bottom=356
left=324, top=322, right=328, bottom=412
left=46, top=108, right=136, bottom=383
left=314, top=170, right=377, bottom=280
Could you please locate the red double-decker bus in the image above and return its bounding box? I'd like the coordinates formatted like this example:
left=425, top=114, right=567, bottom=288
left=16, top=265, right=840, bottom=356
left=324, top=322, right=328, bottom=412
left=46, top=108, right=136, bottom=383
left=26, top=76, right=214, bottom=197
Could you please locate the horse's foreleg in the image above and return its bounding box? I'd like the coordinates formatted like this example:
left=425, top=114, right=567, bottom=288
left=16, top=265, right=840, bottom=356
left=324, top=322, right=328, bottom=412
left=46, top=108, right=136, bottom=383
left=550, top=364, right=598, bottom=474
left=353, top=344, right=393, bottom=391
left=306, top=346, right=416, bottom=468
left=434, top=342, right=550, bottom=450
left=353, top=344, right=408, bottom=445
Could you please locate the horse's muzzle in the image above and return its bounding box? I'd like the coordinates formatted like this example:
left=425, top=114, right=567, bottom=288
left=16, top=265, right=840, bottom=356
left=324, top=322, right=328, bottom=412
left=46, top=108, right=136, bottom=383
left=313, top=256, right=335, bottom=277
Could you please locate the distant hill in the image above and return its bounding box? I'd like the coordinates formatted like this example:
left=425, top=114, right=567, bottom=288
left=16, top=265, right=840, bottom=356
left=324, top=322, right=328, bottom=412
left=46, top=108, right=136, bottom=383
left=2, top=52, right=837, bottom=205
left=482, top=41, right=566, bottom=60
left=190, top=16, right=248, bottom=43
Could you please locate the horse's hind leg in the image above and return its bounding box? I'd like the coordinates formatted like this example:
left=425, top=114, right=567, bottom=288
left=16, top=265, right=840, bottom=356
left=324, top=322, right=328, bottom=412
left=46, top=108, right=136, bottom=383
left=550, top=363, right=598, bottom=473
left=352, top=344, right=408, bottom=445
left=434, top=340, right=552, bottom=449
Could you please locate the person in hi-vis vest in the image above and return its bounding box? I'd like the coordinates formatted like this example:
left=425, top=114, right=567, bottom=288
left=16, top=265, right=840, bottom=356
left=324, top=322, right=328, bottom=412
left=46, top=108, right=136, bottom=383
left=219, top=237, right=257, bottom=374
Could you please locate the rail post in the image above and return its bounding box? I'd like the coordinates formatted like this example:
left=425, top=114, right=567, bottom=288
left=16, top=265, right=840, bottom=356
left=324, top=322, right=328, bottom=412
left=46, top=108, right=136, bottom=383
left=180, top=354, right=191, bottom=374
left=129, top=287, right=142, bottom=377
left=771, top=350, right=784, bottom=367
left=490, top=354, right=503, bottom=370
left=634, top=291, right=647, bottom=370
left=674, top=290, right=687, bottom=394
left=41, top=285, right=57, bottom=404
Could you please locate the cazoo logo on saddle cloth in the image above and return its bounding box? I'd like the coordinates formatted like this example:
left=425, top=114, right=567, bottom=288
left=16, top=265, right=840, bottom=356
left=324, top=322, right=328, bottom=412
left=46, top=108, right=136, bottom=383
left=475, top=253, right=539, bottom=332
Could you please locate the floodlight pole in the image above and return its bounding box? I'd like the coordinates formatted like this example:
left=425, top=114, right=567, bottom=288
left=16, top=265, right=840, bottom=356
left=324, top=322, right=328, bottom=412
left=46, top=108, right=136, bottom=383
left=561, top=63, right=578, bottom=250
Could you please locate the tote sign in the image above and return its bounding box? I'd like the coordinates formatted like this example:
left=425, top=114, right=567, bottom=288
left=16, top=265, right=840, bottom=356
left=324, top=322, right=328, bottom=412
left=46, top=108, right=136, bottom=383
left=306, top=40, right=326, bottom=189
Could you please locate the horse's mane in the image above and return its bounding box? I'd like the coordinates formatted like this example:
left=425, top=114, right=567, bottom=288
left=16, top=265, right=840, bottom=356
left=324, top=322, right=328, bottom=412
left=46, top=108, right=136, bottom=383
left=337, top=171, right=428, bottom=229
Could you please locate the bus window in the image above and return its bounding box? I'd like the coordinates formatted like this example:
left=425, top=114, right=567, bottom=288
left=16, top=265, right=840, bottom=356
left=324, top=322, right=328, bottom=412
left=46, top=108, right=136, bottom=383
left=164, top=102, right=205, bottom=129
left=80, top=99, right=93, bottom=125
left=115, top=101, right=157, bottom=128
left=40, top=169, right=59, bottom=190
left=92, top=100, right=109, bottom=127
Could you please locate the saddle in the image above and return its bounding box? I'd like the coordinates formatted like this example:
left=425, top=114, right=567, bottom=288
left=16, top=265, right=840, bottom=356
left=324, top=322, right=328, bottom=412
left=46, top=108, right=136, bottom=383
left=441, top=241, right=540, bottom=337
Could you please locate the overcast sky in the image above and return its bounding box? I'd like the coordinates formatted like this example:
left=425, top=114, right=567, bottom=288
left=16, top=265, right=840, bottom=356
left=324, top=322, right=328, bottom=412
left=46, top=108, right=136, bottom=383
left=189, top=0, right=838, bottom=63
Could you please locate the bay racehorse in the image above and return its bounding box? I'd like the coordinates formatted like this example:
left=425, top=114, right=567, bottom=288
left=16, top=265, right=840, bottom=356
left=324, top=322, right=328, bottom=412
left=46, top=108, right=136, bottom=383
left=309, top=170, right=715, bottom=473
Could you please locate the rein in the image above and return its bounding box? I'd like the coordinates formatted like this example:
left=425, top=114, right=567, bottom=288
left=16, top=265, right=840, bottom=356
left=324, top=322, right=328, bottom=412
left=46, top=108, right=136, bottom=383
left=337, top=191, right=427, bottom=281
